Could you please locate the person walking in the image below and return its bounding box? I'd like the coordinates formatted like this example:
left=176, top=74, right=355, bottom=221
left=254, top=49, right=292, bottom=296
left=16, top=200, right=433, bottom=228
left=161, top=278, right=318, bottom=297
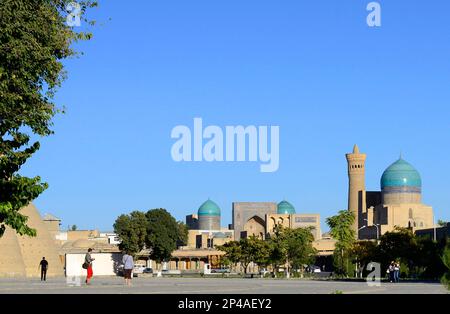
left=122, top=252, right=134, bottom=286
left=84, top=248, right=95, bottom=285
left=394, top=262, right=400, bottom=283
left=39, top=257, right=48, bottom=281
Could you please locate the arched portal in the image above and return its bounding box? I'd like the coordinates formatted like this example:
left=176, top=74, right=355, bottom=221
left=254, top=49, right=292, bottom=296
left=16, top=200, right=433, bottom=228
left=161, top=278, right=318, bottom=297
left=244, top=216, right=266, bottom=239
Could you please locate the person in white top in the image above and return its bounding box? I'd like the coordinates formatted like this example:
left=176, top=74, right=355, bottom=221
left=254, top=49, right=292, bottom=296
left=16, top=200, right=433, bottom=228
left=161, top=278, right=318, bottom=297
left=122, top=252, right=135, bottom=286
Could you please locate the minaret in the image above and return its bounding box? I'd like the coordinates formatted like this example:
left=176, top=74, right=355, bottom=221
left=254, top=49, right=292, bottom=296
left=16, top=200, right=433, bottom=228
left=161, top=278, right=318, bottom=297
left=346, top=144, right=367, bottom=238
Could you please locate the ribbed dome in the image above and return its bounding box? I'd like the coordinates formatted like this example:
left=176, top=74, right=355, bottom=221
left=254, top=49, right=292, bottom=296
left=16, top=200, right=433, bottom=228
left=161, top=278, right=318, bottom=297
left=277, top=200, right=296, bottom=214
left=381, top=158, right=422, bottom=189
left=198, top=199, right=221, bottom=217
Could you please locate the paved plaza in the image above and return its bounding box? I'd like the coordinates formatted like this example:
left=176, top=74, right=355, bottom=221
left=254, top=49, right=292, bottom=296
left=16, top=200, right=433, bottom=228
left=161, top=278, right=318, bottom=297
left=0, top=277, right=447, bottom=294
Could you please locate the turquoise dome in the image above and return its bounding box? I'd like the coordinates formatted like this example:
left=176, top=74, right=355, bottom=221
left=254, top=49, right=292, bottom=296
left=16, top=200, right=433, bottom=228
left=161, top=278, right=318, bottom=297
left=277, top=201, right=296, bottom=214
left=381, top=158, right=422, bottom=189
left=198, top=200, right=221, bottom=217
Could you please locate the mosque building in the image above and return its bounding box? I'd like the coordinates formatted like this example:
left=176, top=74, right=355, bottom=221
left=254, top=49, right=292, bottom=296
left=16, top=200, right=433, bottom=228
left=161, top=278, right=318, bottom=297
left=346, top=145, right=435, bottom=240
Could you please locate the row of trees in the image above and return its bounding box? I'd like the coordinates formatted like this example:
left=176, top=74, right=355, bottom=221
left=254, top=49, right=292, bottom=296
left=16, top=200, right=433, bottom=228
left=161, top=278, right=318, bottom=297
left=218, top=225, right=317, bottom=276
left=113, top=209, right=188, bottom=264
left=327, top=210, right=449, bottom=282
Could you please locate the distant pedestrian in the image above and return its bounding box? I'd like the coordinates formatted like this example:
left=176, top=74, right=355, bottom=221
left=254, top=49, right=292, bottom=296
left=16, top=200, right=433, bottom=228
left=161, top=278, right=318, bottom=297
left=122, top=252, right=134, bottom=286
left=388, top=261, right=395, bottom=283
left=84, top=248, right=95, bottom=285
left=394, top=262, right=400, bottom=283
left=39, top=257, right=48, bottom=281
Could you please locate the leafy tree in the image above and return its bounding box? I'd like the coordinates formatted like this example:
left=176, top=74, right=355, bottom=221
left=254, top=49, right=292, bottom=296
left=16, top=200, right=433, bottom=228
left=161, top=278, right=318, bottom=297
left=326, top=210, right=356, bottom=276
left=267, top=225, right=316, bottom=277
left=145, top=208, right=180, bottom=265
left=113, top=211, right=147, bottom=255
left=71, top=225, right=77, bottom=231
left=176, top=221, right=188, bottom=247
left=350, top=241, right=378, bottom=277
left=217, top=241, right=242, bottom=273
left=238, top=236, right=270, bottom=274
left=414, top=236, right=447, bottom=279
left=377, top=231, right=446, bottom=279
left=441, top=245, right=450, bottom=290
left=287, top=227, right=317, bottom=274
left=251, top=237, right=272, bottom=270
left=351, top=229, right=448, bottom=280
left=377, top=227, right=418, bottom=276
left=437, top=220, right=448, bottom=227
left=266, top=227, right=286, bottom=276
left=218, top=237, right=270, bottom=275
left=0, top=0, right=97, bottom=237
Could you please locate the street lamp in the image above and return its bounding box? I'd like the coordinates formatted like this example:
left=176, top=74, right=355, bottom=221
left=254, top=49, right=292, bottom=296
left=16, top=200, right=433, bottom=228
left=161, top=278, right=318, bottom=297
left=433, top=212, right=437, bottom=242
left=355, top=225, right=367, bottom=278
left=364, top=219, right=380, bottom=241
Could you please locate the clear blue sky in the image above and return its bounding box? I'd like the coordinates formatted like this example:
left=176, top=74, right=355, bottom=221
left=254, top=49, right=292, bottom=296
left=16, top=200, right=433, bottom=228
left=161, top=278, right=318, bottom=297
left=21, top=0, right=450, bottom=232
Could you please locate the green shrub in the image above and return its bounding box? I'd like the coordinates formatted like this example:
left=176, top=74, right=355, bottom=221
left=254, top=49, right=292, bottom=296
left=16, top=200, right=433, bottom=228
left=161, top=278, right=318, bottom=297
left=441, top=246, right=450, bottom=290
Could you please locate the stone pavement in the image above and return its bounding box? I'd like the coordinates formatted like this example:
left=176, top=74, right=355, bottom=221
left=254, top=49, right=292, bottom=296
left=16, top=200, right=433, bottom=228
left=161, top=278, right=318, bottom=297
left=0, top=277, right=447, bottom=294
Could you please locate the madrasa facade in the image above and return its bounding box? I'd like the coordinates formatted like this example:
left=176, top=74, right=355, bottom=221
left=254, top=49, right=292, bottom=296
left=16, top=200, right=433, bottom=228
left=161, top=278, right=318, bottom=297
left=185, top=200, right=324, bottom=243
left=181, top=199, right=334, bottom=263
left=346, top=145, right=435, bottom=239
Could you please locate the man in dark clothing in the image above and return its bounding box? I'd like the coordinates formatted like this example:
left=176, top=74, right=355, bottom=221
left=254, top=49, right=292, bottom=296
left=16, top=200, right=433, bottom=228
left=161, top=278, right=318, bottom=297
left=39, top=257, right=48, bottom=281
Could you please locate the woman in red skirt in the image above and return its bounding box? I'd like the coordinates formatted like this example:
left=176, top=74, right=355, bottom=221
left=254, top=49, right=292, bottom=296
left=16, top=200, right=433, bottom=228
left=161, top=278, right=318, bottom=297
left=84, top=248, right=95, bottom=285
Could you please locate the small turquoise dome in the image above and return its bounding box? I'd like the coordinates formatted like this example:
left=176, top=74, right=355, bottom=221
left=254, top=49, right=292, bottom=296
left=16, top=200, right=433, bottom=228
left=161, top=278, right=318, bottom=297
left=198, top=199, right=221, bottom=217
left=381, top=158, right=422, bottom=189
left=277, top=201, right=296, bottom=214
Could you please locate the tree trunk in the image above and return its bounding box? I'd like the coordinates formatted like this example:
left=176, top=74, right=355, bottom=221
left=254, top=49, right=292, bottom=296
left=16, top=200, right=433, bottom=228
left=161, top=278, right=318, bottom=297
left=286, top=259, right=290, bottom=279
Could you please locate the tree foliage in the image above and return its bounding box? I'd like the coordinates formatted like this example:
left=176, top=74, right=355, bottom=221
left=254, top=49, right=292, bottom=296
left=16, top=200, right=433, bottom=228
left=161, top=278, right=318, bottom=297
left=267, top=225, right=316, bottom=276
left=218, top=236, right=270, bottom=274
left=219, top=226, right=316, bottom=276
left=285, top=227, right=317, bottom=271
left=345, top=228, right=448, bottom=279
left=441, top=245, right=450, bottom=290
left=326, top=210, right=356, bottom=276
left=217, top=241, right=242, bottom=272
left=146, top=208, right=180, bottom=263
left=239, top=236, right=270, bottom=274
left=114, top=211, right=147, bottom=255
left=176, top=221, right=188, bottom=247
left=0, top=0, right=97, bottom=237
left=114, top=208, right=185, bottom=262
left=374, top=227, right=447, bottom=279
left=377, top=227, right=417, bottom=274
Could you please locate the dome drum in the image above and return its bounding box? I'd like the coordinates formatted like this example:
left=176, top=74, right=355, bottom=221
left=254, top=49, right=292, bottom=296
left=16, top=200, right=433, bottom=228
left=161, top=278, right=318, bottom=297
left=197, top=200, right=221, bottom=230
left=198, top=216, right=220, bottom=231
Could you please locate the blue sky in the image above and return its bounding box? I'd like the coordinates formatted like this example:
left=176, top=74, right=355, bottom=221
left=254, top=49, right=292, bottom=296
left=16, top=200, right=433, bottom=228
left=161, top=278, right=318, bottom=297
left=21, top=0, right=450, bottom=232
